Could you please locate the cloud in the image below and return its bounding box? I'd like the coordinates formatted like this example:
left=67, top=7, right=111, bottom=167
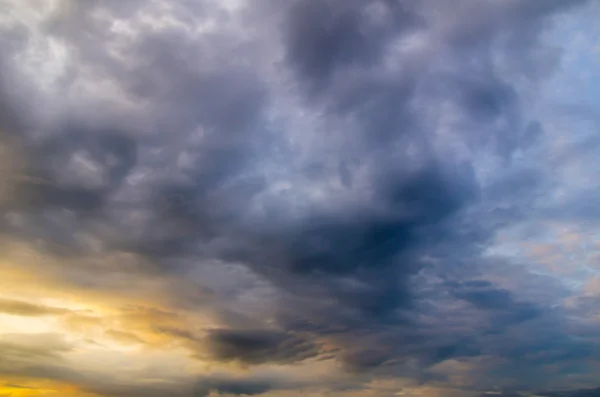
left=0, top=333, right=73, bottom=362
left=0, top=299, right=70, bottom=317
left=450, top=280, right=541, bottom=326
left=193, top=378, right=275, bottom=397
left=0, top=333, right=80, bottom=387
left=201, top=328, right=318, bottom=365
left=0, top=0, right=599, bottom=396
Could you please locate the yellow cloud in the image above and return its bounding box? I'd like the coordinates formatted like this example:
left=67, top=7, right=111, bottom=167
left=0, top=238, right=212, bottom=394
left=0, top=377, right=101, bottom=397
left=0, top=231, right=270, bottom=397
left=0, top=299, right=71, bottom=317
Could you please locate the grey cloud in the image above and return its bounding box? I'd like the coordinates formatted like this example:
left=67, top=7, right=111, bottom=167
left=0, top=299, right=71, bottom=317
left=451, top=280, right=542, bottom=326
left=539, top=387, right=600, bottom=397
left=0, top=333, right=73, bottom=362
left=0, top=0, right=597, bottom=394
left=194, top=378, right=274, bottom=397
left=203, top=328, right=318, bottom=365
left=284, top=0, right=421, bottom=93
left=0, top=333, right=82, bottom=387
left=478, top=389, right=600, bottom=397
left=82, top=376, right=277, bottom=397
left=150, top=326, right=319, bottom=365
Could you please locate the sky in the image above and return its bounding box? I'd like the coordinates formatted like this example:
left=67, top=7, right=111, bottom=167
left=0, top=1, right=599, bottom=396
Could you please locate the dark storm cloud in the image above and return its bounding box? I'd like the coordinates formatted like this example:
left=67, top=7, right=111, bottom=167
left=451, top=280, right=541, bottom=325
left=284, top=0, right=421, bottom=93
left=539, top=387, right=600, bottom=397
left=203, top=328, right=318, bottom=365
left=153, top=325, right=320, bottom=365
left=254, top=164, right=476, bottom=277
left=194, top=378, right=275, bottom=397
left=0, top=0, right=597, bottom=394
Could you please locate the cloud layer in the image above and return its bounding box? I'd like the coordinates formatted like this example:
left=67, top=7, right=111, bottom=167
left=0, top=0, right=599, bottom=396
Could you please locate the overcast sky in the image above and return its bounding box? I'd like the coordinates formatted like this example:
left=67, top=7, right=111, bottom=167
left=0, top=1, right=600, bottom=396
